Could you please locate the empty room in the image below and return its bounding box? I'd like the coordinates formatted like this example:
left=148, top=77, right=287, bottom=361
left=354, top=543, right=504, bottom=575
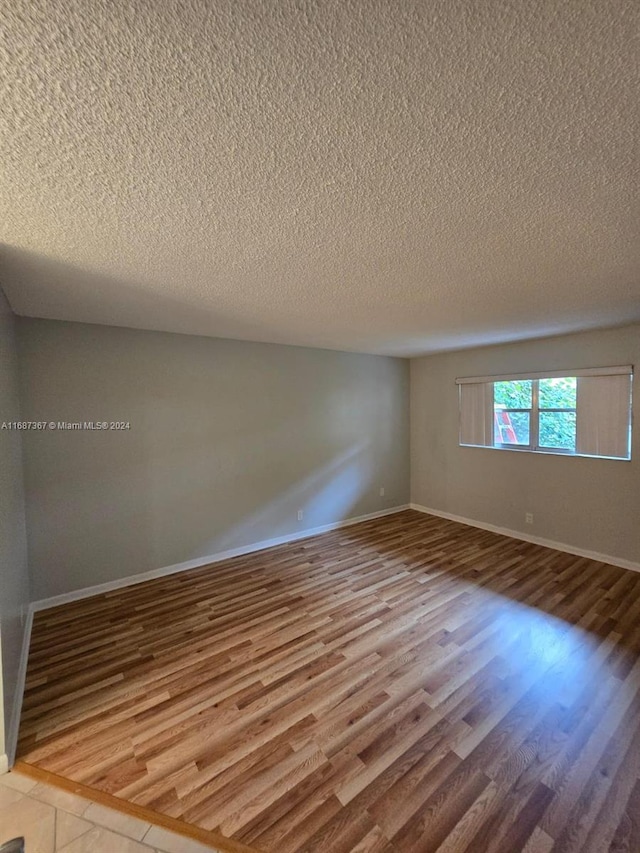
left=1, top=1, right=639, bottom=852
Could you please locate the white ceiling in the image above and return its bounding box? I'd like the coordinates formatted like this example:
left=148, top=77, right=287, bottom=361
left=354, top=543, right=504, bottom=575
left=1, top=0, right=639, bottom=357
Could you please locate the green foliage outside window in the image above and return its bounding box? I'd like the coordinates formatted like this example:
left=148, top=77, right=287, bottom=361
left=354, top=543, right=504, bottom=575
left=494, top=380, right=532, bottom=408
left=539, top=377, right=576, bottom=409
left=494, top=377, right=577, bottom=450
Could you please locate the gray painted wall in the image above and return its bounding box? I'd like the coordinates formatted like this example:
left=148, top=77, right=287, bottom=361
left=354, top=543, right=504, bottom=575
left=410, top=324, right=640, bottom=563
left=0, top=286, right=30, bottom=765
left=18, top=319, right=410, bottom=600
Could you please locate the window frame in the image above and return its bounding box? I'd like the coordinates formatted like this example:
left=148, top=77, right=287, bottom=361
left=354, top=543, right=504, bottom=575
left=494, top=378, right=577, bottom=454
left=493, top=379, right=535, bottom=451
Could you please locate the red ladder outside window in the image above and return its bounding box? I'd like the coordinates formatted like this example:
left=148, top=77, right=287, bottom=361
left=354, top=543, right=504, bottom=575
left=494, top=410, right=518, bottom=444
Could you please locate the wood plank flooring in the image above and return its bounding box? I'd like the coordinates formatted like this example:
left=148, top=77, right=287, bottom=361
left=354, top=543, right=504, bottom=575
left=17, top=509, right=640, bottom=852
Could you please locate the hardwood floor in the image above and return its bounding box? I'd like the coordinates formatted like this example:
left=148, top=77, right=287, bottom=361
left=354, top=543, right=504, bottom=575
left=17, top=509, right=640, bottom=852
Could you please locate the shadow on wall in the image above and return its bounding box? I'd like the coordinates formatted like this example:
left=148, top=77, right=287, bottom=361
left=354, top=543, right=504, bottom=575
left=4, top=246, right=406, bottom=598
left=211, top=440, right=374, bottom=554
left=19, top=410, right=378, bottom=598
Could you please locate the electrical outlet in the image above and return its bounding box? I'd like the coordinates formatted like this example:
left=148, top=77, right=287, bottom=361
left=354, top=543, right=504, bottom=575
left=379, top=487, right=385, bottom=497
left=297, top=510, right=304, bottom=521
left=525, top=513, right=534, bottom=524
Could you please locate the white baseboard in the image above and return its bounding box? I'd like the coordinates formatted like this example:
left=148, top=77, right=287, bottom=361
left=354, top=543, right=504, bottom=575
left=32, top=505, right=410, bottom=613
left=5, top=607, right=33, bottom=768
left=0, top=754, right=8, bottom=775
left=410, top=503, right=640, bottom=574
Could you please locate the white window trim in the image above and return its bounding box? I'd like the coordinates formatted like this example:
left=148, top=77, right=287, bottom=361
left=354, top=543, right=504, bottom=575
left=461, top=444, right=631, bottom=462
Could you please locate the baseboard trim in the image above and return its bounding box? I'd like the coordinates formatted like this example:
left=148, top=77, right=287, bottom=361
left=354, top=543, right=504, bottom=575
left=32, top=505, right=410, bottom=613
left=0, top=754, right=8, bottom=775
left=409, top=503, right=640, bottom=574
left=5, top=607, right=33, bottom=768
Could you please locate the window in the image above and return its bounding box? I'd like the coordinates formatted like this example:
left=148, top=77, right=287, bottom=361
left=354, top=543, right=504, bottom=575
left=494, top=379, right=533, bottom=447
left=458, top=366, right=632, bottom=460
left=493, top=377, right=577, bottom=452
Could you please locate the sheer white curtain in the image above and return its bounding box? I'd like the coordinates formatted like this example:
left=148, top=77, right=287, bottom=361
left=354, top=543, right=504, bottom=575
left=576, top=374, right=632, bottom=459
left=459, top=383, right=493, bottom=447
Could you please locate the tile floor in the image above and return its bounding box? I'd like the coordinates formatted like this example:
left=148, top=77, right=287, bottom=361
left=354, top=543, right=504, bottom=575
left=0, top=771, right=222, bottom=853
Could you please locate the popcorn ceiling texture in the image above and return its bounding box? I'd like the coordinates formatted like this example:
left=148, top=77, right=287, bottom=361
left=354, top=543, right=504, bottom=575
left=1, top=0, right=639, bottom=356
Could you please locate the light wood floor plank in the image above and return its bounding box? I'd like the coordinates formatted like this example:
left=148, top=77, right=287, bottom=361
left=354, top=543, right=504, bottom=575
left=18, top=509, right=640, bottom=852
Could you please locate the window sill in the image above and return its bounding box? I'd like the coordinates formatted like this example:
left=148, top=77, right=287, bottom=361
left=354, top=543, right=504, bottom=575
left=459, top=443, right=631, bottom=461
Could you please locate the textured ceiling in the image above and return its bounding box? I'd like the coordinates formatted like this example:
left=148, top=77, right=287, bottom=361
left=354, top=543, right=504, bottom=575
left=1, top=0, right=639, bottom=356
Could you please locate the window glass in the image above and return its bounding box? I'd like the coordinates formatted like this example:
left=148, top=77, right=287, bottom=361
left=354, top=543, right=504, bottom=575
left=539, top=411, right=576, bottom=450
left=539, top=377, right=576, bottom=409
left=494, top=380, right=532, bottom=409
left=494, top=380, right=532, bottom=445
left=499, top=411, right=531, bottom=445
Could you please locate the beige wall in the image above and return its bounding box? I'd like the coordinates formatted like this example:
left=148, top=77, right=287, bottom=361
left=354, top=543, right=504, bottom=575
left=18, top=319, right=410, bottom=600
left=13, top=316, right=639, bottom=605
left=0, top=286, right=30, bottom=765
left=410, top=324, right=640, bottom=564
